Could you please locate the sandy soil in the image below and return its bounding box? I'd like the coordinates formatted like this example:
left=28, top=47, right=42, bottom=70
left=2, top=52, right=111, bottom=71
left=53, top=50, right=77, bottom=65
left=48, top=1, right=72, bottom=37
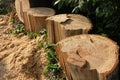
left=0, top=15, right=48, bottom=80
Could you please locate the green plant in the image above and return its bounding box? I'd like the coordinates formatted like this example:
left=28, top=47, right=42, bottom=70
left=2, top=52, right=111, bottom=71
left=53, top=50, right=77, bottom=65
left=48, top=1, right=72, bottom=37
left=12, top=24, right=24, bottom=34
left=39, top=28, right=46, bottom=35
left=38, top=41, right=43, bottom=48
left=54, top=0, right=120, bottom=45
left=39, top=28, right=66, bottom=79
left=28, top=32, right=38, bottom=39
left=10, top=17, right=15, bottom=23
left=0, top=0, right=13, bottom=14
left=39, top=28, right=47, bottom=41
left=54, top=0, right=84, bottom=13
left=53, top=1, right=120, bottom=79
left=43, top=43, right=66, bottom=80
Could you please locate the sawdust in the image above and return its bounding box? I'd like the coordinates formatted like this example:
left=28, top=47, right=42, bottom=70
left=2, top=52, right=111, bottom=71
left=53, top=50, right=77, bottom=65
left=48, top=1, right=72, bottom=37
left=0, top=15, right=48, bottom=80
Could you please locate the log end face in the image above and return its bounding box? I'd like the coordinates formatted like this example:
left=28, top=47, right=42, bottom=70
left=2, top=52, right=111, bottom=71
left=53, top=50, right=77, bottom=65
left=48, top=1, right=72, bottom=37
left=27, top=7, right=55, bottom=17
left=56, top=34, right=119, bottom=79
left=67, top=51, right=87, bottom=68
left=46, top=14, right=70, bottom=23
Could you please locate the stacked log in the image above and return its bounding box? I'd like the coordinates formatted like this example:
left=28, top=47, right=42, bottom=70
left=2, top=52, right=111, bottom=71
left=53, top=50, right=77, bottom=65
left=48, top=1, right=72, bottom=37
left=46, top=14, right=93, bottom=43
left=56, top=34, right=119, bottom=80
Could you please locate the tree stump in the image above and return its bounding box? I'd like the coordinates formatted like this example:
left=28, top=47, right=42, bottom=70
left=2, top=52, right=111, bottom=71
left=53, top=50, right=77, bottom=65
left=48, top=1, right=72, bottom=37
left=15, top=0, right=30, bottom=22
left=56, top=34, right=119, bottom=80
left=46, top=14, right=93, bottom=43
left=24, top=7, right=55, bottom=32
left=15, top=0, right=52, bottom=22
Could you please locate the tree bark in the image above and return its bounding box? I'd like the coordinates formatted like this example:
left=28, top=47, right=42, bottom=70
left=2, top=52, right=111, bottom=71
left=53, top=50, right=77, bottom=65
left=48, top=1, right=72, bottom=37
left=15, top=0, right=30, bottom=22
left=15, top=0, right=55, bottom=32
left=56, top=34, right=119, bottom=80
left=15, top=0, right=53, bottom=22
left=46, top=14, right=93, bottom=43
left=24, top=7, right=55, bottom=32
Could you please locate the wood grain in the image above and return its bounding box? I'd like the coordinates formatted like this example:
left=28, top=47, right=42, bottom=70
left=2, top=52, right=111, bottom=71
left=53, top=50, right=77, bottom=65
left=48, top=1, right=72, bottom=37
left=56, top=34, right=119, bottom=80
left=46, top=14, right=93, bottom=43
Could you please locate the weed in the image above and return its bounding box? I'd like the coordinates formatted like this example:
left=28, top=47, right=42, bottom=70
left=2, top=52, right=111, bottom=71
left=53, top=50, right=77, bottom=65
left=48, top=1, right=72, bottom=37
left=39, top=28, right=46, bottom=35
left=39, top=28, right=47, bottom=41
left=43, top=43, right=66, bottom=80
left=39, top=29, right=66, bottom=79
left=12, top=24, right=24, bottom=34
left=0, top=0, right=13, bottom=14
left=10, top=17, right=15, bottom=23
left=28, top=32, right=38, bottom=39
left=38, top=41, right=43, bottom=48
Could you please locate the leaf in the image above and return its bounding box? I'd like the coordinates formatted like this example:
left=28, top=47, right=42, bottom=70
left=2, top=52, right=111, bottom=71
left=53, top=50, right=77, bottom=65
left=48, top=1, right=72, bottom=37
left=10, top=18, right=15, bottom=23
left=38, top=41, right=43, bottom=48
left=43, top=34, right=47, bottom=41
left=33, top=33, right=38, bottom=38
left=12, top=29, right=17, bottom=34
left=46, top=51, right=57, bottom=62
left=58, top=0, right=64, bottom=10
left=19, top=26, right=23, bottom=32
left=48, top=64, right=59, bottom=69
left=54, top=0, right=61, bottom=6
left=46, top=53, right=53, bottom=61
left=39, top=28, right=46, bottom=35
left=28, top=33, right=34, bottom=39
left=45, top=43, right=55, bottom=51
left=101, top=33, right=108, bottom=37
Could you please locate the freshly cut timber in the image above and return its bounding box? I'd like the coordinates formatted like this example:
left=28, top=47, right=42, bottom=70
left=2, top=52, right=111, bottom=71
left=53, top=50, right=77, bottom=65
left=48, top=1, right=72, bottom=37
left=24, top=7, right=55, bottom=32
left=15, top=0, right=52, bottom=22
left=46, top=14, right=93, bottom=43
left=15, top=0, right=30, bottom=22
left=56, top=34, right=119, bottom=80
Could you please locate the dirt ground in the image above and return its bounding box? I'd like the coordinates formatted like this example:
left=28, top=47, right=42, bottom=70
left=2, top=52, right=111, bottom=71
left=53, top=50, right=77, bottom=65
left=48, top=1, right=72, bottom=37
left=0, top=15, right=48, bottom=80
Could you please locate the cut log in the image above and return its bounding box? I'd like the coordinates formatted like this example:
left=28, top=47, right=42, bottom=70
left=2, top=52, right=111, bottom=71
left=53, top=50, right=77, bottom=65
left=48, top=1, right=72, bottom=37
left=15, top=0, right=55, bottom=32
left=15, top=0, right=30, bottom=22
left=67, top=51, right=105, bottom=80
left=46, top=14, right=93, bottom=43
left=24, top=7, right=55, bottom=32
left=15, top=0, right=52, bottom=22
left=56, top=34, right=119, bottom=80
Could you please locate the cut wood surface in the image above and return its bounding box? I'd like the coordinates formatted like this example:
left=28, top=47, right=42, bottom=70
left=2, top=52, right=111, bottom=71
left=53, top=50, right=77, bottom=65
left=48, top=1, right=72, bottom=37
left=46, top=14, right=93, bottom=43
left=56, top=34, right=119, bottom=80
left=24, top=7, right=55, bottom=32
left=67, top=51, right=105, bottom=80
left=15, top=0, right=30, bottom=22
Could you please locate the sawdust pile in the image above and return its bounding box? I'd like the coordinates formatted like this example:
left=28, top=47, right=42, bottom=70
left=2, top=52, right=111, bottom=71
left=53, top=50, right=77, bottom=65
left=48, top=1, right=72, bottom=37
left=0, top=15, right=48, bottom=80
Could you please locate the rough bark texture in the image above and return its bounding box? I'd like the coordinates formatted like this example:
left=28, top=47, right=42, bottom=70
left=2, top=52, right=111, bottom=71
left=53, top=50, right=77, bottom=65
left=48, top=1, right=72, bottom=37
left=15, top=0, right=30, bottom=22
left=46, top=14, right=93, bottom=43
left=56, top=34, right=119, bottom=80
left=23, top=7, right=55, bottom=32
left=15, top=0, right=55, bottom=32
left=15, top=0, right=52, bottom=22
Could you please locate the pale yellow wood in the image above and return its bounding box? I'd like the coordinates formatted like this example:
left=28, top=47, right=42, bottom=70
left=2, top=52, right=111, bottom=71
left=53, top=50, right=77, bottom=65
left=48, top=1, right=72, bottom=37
left=24, top=7, right=55, bottom=32
left=46, top=14, right=93, bottom=43
left=56, top=34, right=119, bottom=80
left=15, top=0, right=30, bottom=22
